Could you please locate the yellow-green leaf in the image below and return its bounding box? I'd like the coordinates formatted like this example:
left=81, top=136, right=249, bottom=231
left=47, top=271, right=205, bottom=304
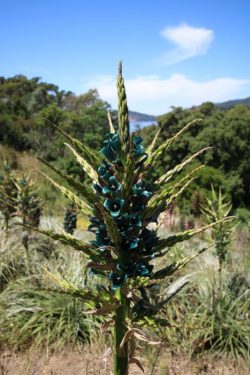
left=65, top=143, right=98, bottom=182
left=37, top=171, right=92, bottom=215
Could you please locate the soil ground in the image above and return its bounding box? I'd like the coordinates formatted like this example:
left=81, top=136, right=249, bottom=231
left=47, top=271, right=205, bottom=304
left=0, top=347, right=249, bottom=375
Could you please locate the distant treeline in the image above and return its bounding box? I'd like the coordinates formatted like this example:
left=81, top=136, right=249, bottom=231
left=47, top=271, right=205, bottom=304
left=0, top=75, right=114, bottom=178
left=0, top=75, right=250, bottom=208
left=140, top=102, right=250, bottom=208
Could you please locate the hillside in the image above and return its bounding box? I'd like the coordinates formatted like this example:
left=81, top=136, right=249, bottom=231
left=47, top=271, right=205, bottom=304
left=216, top=96, right=250, bottom=109
left=128, top=110, right=156, bottom=122
left=127, top=96, right=250, bottom=126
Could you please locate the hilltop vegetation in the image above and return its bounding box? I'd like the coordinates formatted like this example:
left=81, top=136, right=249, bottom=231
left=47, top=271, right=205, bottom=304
left=140, top=102, right=250, bottom=209
left=0, top=75, right=250, bottom=210
left=0, top=75, right=112, bottom=167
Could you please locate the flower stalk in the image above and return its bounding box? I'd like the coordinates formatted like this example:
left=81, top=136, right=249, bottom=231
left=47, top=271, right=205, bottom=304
left=114, top=288, right=129, bottom=375
left=29, top=62, right=233, bottom=375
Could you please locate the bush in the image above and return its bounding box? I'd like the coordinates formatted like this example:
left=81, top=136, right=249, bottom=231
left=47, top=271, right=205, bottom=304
left=162, top=271, right=250, bottom=360
left=190, top=272, right=250, bottom=360
left=0, top=247, right=100, bottom=350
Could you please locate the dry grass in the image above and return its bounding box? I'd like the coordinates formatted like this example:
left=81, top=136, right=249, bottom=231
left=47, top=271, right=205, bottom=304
left=0, top=347, right=249, bottom=375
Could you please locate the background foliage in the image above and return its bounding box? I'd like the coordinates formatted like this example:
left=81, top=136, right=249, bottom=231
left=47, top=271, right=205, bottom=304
left=0, top=74, right=249, bottom=371
left=139, top=102, right=250, bottom=208
left=1, top=75, right=250, bottom=212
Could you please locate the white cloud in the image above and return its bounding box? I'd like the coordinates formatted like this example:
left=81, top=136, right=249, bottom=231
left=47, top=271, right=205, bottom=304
left=83, top=74, right=250, bottom=115
left=160, top=23, right=214, bottom=64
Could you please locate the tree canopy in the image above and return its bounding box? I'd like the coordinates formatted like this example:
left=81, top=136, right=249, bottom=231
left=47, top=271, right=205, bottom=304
left=0, top=75, right=249, bottom=208
left=139, top=102, right=250, bottom=208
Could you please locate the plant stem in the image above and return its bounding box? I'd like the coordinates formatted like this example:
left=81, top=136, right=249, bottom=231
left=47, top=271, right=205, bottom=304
left=2, top=216, right=9, bottom=244
left=114, top=287, right=129, bottom=375
left=22, top=232, right=32, bottom=275
left=150, top=341, right=163, bottom=375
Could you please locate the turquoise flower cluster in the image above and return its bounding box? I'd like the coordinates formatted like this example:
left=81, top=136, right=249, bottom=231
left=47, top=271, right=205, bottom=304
left=89, top=132, right=159, bottom=289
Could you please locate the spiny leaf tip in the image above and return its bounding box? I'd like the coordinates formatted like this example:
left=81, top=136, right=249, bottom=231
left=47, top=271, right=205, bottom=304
left=118, top=61, right=122, bottom=76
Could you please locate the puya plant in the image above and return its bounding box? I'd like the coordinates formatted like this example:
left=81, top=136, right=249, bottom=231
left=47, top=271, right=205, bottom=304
left=202, top=186, right=236, bottom=297
left=24, top=63, right=232, bottom=375
left=202, top=186, right=235, bottom=275
left=0, top=162, right=18, bottom=244
left=14, top=176, right=42, bottom=273
left=15, top=176, right=42, bottom=228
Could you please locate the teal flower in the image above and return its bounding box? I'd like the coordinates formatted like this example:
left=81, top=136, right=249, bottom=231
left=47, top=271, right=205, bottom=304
left=109, top=271, right=127, bottom=289
left=101, top=146, right=117, bottom=163
left=133, top=179, right=152, bottom=198
left=129, top=237, right=140, bottom=250
left=104, top=198, right=124, bottom=217
left=98, top=162, right=113, bottom=181
left=101, top=133, right=120, bottom=163
left=103, top=133, right=119, bottom=149
left=133, top=136, right=146, bottom=158
left=136, top=263, right=153, bottom=276
left=102, top=176, right=121, bottom=194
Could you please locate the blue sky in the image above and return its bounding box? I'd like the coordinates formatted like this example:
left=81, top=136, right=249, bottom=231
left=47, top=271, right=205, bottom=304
left=1, top=0, right=250, bottom=114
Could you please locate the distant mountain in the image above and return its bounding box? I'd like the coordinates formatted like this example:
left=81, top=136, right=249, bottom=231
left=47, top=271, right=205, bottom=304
left=128, top=96, right=250, bottom=123
left=128, top=111, right=156, bottom=123
left=127, top=96, right=250, bottom=130
left=128, top=111, right=157, bottom=130
left=216, top=97, right=250, bottom=109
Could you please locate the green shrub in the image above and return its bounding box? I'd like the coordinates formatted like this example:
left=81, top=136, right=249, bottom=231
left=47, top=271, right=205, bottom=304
left=0, top=248, right=100, bottom=350
left=189, top=272, right=250, bottom=360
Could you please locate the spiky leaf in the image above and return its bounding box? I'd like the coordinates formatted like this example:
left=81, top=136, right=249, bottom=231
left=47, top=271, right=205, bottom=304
left=145, top=119, right=202, bottom=168
left=36, top=171, right=92, bottom=215
left=153, top=246, right=208, bottom=279
left=156, top=147, right=211, bottom=185
left=37, top=157, right=100, bottom=205
left=155, top=218, right=234, bottom=251
left=17, top=224, right=97, bottom=256
left=64, top=143, right=98, bottom=182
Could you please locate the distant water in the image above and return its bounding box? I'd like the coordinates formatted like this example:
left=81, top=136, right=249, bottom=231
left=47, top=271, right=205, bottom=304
left=130, top=120, right=158, bottom=131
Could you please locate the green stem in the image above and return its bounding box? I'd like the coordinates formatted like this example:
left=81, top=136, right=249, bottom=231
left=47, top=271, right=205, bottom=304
left=22, top=232, right=32, bottom=275
left=2, top=216, right=9, bottom=244
left=114, top=288, right=129, bottom=375
left=24, top=242, right=32, bottom=275
left=218, top=258, right=223, bottom=302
